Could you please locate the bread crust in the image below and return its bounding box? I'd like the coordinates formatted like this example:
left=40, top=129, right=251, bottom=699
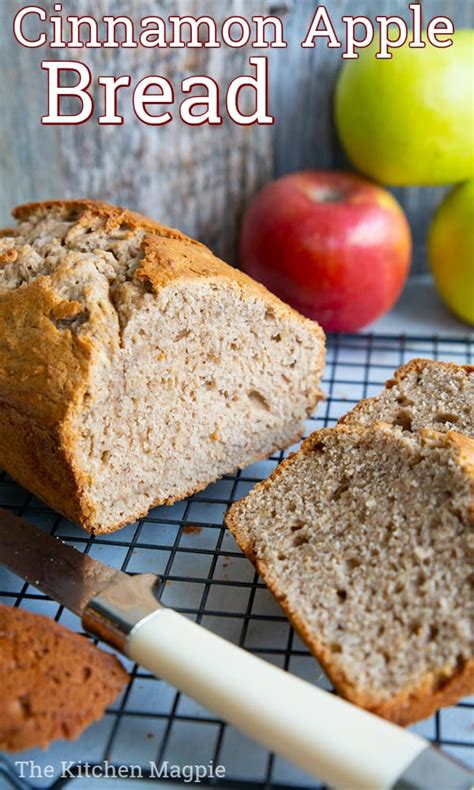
left=10, top=200, right=325, bottom=324
left=0, top=401, right=93, bottom=526
left=0, top=200, right=325, bottom=532
left=0, top=604, right=128, bottom=751
left=225, top=423, right=474, bottom=726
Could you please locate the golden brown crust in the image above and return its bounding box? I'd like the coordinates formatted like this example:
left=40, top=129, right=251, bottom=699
left=0, top=401, right=94, bottom=526
left=444, top=428, right=474, bottom=471
left=0, top=262, right=98, bottom=525
left=12, top=198, right=196, bottom=243
left=0, top=604, right=128, bottom=752
left=11, top=200, right=325, bottom=327
left=0, top=199, right=325, bottom=533
left=225, top=424, right=474, bottom=726
left=0, top=247, right=18, bottom=265
left=0, top=278, right=93, bottom=428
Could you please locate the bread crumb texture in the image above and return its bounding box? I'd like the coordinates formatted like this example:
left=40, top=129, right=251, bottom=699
left=342, top=358, right=474, bottom=438
left=0, top=200, right=325, bottom=533
left=0, top=604, right=128, bottom=751
left=226, top=423, right=474, bottom=725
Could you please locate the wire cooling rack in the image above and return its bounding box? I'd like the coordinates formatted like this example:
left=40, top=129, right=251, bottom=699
left=0, top=332, right=473, bottom=790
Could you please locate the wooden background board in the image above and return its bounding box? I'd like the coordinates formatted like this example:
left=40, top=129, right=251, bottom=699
left=1, top=0, right=472, bottom=273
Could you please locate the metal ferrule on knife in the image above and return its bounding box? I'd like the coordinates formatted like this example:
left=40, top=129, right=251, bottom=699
left=83, top=572, right=164, bottom=652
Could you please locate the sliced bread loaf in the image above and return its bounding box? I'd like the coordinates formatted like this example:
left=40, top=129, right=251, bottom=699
left=341, top=358, right=473, bottom=438
left=226, top=422, right=474, bottom=725
left=0, top=200, right=325, bottom=533
left=0, top=604, right=128, bottom=751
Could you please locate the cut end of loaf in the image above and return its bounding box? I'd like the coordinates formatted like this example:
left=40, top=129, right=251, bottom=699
left=76, top=276, right=325, bottom=533
left=226, top=423, right=474, bottom=725
left=0, top=200, right=325, bottom=533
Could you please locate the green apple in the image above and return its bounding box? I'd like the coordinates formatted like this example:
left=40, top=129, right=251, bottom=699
left=429, top=180, right=474, bottom=325
left=335, top=30, right=474, bottom=186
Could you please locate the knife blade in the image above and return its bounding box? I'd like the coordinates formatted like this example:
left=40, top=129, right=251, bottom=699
left=0, top=507, right=123, bottom=615
left=0, top=506, right=472, bottom=790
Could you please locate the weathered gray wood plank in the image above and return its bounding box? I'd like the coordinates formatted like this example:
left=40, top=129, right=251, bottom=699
left=1, top=0, right=274, bottom=263
left=1, top=0, right=472, bottom=271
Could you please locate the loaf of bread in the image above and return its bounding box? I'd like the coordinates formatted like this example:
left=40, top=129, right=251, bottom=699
left=342, top=358, right=473, bottom=437
left=0, top=604, right=128, bottom=751
left=226, top=422, right=474, bottom=725
left=0, top=200, right=325, bottom=533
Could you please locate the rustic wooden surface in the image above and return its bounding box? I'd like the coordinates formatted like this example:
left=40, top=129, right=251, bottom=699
left=1, top=0, right=472, bottom=273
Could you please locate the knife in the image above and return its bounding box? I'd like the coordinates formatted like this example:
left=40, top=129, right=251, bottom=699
left=0, top=508, right=472, bottom=790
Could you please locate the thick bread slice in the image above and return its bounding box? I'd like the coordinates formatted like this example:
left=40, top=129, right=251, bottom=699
left=0, top=604, right=128, bottom=751
left=0, top=200, right=325, bottom=533
left=341, top=358, right=474, bottom=438
left=226, top=423, right=474, bottom=725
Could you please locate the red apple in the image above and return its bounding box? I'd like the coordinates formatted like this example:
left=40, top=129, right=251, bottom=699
left=240, top=170, right=411, bottom=332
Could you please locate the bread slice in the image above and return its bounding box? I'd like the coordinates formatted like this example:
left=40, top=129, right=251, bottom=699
left=0, top=200, right=325, bottom=533
left=226, top=423, right=474, bottom=725
left=0, top=604, right=128, bottom=751
left=341, top=358, right=473, bottom=438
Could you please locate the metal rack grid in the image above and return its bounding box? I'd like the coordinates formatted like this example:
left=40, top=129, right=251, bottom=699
left=0, top=332, right=473, bottom=790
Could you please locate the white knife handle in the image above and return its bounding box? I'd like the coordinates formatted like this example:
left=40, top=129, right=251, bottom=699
left=126, top=608, right=425, bottom=790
